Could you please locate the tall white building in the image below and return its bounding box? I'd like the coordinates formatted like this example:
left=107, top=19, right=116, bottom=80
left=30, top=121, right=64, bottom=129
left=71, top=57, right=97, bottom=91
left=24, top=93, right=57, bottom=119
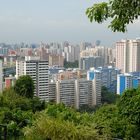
left=56, top=80, right=75, bottom=107
left=116, top=39, right=140, bottom=73
left=16, top=59, right=49, bottom=100
left=75, top=79, right=101, bottom=109
left=0, top=60, right=3, bottom=92
left=48, top=82, right=56, bottom=102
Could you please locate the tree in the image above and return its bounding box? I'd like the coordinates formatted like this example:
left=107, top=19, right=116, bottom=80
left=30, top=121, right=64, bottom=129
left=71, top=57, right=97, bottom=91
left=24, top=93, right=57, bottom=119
left=14, top=75, right=35, bottom=99
left=64, top=60, right=79, bottom=68
left=86, top=0, right=140, bottom=32
left=101, top=86, right=120, bottom=104
left=24, top=104, right=99, bottom=140
left=117, top=88, right=140, bottom=127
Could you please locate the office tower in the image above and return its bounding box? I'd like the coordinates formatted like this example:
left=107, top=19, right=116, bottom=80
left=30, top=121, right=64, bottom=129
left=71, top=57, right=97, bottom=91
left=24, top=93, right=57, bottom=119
left=117, top=73, right=140, bottom=95
left=87, top=66, right=120, bottom=92
left=79, top=56, right=104, bottom=70
left=0, top=60, right=3, bottom=92
left=116, top=39, right=140, bottom=73
left=16, top=59, right=49, bottom=100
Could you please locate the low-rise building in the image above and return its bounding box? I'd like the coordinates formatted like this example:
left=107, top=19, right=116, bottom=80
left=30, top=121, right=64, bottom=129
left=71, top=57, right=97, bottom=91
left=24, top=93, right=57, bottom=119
left=5, top=75, right=16, bottom=89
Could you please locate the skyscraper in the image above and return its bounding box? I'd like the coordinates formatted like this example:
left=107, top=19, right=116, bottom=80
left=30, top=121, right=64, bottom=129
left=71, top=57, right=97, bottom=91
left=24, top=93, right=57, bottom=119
left=116, top=39, right=140, bottom=73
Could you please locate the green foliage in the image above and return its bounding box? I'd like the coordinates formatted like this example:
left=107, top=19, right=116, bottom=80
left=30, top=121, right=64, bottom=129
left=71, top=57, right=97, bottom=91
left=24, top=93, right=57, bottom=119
left=64, top=60, right=79, bottom=68
left=101, top=86, right=120, bottom=104
left=24, top=104, right=100, bottom=140
left=0, top=88, right=45, bottom=139
left=86, top=0, right=140, bottom=32
left=24, top=116, right=98, bottom=140
left=14, top=75, right=35, bottom=98
left=117, top=88, right=140, bottom=126
left=0, top=88, right=32, bottom=110
left=24, top=87, right=140, bottom=140
left=1, top=85, right=140, bottom=139
left=93, top=104, right=140, bottom=139
left=31, top=97, right=46, bottom=113
left=78, top=104, right=97, bottom=113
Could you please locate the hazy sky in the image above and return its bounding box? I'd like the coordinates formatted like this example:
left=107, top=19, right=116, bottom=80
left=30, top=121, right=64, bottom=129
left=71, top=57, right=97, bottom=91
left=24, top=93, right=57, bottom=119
left=0, top=0, right=139, bottom=46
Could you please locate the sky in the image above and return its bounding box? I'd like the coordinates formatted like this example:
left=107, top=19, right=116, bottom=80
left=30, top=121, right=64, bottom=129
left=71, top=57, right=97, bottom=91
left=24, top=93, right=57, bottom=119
left=0, top=0, right=139, bottom=46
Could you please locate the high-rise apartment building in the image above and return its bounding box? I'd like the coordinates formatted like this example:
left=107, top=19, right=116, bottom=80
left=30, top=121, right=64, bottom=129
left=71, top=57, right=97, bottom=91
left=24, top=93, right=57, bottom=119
left=48, top=82, right=56, bottom=102
left=116, top=39, right=140, bottom=73
left=80, top=46, right=115, bottom=66
left=79, top=56, right=104, bottom=70
left=0, top=60, right=3, bottom=92
left=16, top=59, right=49, bottom=100
left=49, top=54, right=64, bottom=67
left=117, top=73, right=140, bottom=95
left=87, top=66, right=120, bottom=92
left=54, top=79, right=101, bottom=109
left=56, top=80, right=75, bottom=107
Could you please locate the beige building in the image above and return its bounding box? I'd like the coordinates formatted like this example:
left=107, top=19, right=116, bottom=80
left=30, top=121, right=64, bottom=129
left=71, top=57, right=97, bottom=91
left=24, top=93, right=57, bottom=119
left=116, top=39, right=140, bottom=73
left=49, top=54, right=64, bottom=67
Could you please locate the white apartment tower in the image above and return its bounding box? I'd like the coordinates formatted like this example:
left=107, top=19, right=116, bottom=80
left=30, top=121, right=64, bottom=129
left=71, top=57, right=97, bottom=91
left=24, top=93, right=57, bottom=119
left=55, top=79, right=101, bottom=109
left=116, top=39, right=140, bottom=73
left=56, top=80, right=75, bottom=107
left=16, top=59, right=49, bottom=100
left=0, top=60, right=3, bottom=92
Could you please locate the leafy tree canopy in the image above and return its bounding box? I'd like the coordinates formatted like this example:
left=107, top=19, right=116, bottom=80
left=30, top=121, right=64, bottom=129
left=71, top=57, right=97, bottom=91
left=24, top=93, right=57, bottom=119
left=14, top=75, right=35, bottom=99
left=86, top=0, right=140, bottom=32
left=101, top=86, right=120, bottom=104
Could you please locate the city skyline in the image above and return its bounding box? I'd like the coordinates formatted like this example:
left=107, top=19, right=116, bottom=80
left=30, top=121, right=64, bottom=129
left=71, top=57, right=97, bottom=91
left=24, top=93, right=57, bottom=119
left=0, top=0, right=139, bottom=46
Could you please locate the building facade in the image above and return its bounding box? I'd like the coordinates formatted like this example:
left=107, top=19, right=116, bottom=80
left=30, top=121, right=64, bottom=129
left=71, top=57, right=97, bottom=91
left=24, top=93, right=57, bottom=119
left=116, top=39, right=140, bottom=73
left=79, top=56, right=104, bottom=70
left=49, top=54, right=64, bottom=67
left=117, top=73, right=140, bottom=95
left=16, top=59, right=49, bottom=100
left=50, top=79, right=101, bottom=109
left=5, top=75, right=16, bottom=89
left=87, top=66, right=120, bottom=93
